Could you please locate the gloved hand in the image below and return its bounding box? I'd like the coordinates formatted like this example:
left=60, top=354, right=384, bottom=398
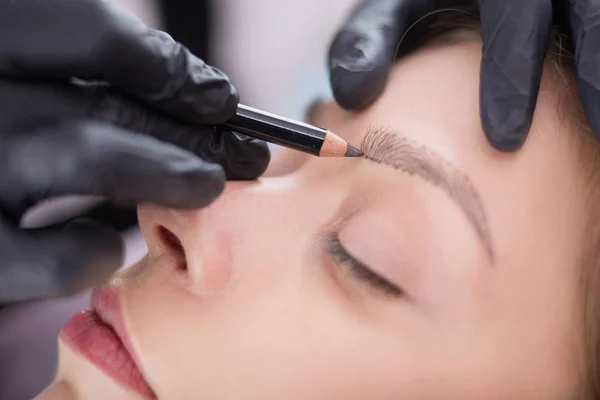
left=0, top=0, right=269, bottom=304
left=329, top=0, right=599, bottom=151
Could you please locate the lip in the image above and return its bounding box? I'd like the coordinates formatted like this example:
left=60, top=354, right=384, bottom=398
left=59, top=287, right=156, bottom=399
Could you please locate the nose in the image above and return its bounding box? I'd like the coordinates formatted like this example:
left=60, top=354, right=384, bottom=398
left=138, top=178, right=305, bottom=296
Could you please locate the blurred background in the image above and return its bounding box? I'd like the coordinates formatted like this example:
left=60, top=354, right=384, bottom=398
left=0, top=0, right=360, bottom=398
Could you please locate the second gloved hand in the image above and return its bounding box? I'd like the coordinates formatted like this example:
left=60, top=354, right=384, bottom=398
left=328, top=0, right=600, bottom=152
left=0, top=0, right=269, bottom=304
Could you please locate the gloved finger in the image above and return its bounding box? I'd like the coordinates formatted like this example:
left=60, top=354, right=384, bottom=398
left=195, top=130, right=271, bottom=181
left=0, top=80, right=269, bottom=181
left=0, top=217, right=122, bottom=304
left=567, top=0, right=600, bottom=140
left=0, top=0, right=237, bottom=124
left=329, top=0, right=451, bottom=110
left=479, top=0, right=552, bottom=151
left=92, top=86, right=271, bottom=180
left=0, top=121, right=226, bottom=221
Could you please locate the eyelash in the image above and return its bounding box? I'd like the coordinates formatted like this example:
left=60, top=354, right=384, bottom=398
left=325, top=234, right=402, bottom=297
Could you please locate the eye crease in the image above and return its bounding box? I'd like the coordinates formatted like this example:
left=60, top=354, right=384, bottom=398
left=324, top=233, right=403, bottom=297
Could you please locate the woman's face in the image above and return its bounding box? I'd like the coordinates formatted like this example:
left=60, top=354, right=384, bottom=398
left=48, top=40, right=589, bottom=399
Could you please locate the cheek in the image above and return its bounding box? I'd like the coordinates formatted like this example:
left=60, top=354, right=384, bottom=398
left=122, top=282, right=406, bottom=398
left=117, top=243, right=424, bottom=398
left=116, top=233, right=569, bottom=399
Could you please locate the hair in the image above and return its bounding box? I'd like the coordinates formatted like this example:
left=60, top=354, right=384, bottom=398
left=394, top=2, right=600, bottom=399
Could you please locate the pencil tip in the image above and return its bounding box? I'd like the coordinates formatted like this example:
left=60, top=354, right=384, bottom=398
left=345, top=143, right=364, bottom=158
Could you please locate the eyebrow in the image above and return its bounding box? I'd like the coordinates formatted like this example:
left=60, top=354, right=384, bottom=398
left=361, top=128, right=494, bottom=262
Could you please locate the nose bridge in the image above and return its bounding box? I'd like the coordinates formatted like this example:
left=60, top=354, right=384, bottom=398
left=173, top=178, right=294, bottom=228
left=179, top=177, right=313, bottom=295
left=204, top=178, right=300, bottom=228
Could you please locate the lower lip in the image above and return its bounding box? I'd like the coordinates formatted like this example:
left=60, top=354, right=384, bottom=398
left=60, top=311, right=155, bottom=399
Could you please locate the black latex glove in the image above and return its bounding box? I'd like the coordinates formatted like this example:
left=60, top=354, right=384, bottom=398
left=329, top=0, right=600, bottom=151
left=0, top=0, right=269, bottom=304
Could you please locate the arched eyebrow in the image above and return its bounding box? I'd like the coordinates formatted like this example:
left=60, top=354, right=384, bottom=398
left=361, top=127, right=494, bottom=263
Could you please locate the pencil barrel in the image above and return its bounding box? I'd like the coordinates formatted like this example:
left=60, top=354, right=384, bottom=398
left=224, top=104, right=326, bottom=156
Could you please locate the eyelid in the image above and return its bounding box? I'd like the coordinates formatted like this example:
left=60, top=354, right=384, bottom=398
left=318, top=195, right=369, bottom=243
left=325, top=233, right=403, bottom=297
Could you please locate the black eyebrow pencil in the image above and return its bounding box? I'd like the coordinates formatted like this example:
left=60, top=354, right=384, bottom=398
left=223, top=104, right=363, bottom=157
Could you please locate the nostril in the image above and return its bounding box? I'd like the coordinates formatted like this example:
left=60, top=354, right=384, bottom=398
left=157, top=225, right=187, bottom=270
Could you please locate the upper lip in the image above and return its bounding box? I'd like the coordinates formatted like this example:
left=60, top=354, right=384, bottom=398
left=90, top=286, right=146, bottom=376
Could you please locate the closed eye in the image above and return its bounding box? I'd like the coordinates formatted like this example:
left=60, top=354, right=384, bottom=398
left=325, top=233, right=403, bottom=297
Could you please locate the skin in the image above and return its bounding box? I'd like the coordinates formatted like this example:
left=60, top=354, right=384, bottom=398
left=40, top=38, right=588, bottom=399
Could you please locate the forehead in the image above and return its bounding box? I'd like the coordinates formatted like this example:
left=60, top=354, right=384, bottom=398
left=312, top=40, right=588, bottom=276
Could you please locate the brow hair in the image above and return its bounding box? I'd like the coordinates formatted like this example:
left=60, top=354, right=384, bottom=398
left=361, top=127, right=494, bottom=261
